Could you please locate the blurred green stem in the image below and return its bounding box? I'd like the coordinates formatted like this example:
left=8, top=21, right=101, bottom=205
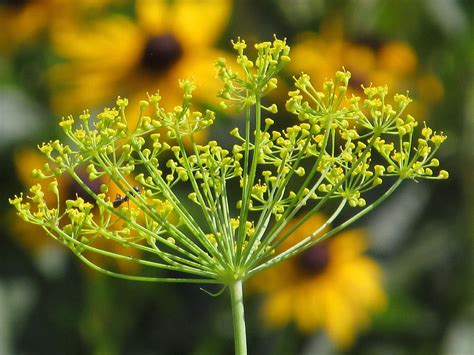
left=230, top=280, right=247, bottom=355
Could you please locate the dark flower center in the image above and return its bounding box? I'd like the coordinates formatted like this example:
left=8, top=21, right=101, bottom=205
left=297, top=243, right=330, bottom=276
left=352, top=36, right=384, bottom=51
left=141, top=33, right=183, bottom=73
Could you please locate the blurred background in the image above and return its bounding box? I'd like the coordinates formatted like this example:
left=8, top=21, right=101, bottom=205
left=0, top=0, right=472, bottom=354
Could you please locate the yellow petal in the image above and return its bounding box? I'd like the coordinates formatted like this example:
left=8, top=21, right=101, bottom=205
left=320, top=285, right=357, bottom=348
left=278, top=213, right=329, bottom=250
left=174, top=48, right=232, bottom=107
left=345, top=43, right=376, bottom=75
left=378, top=42, right=417, bottom=75
left=52, top=16, right=143, bottom=69
left=262, top=289, right=293, bottom=328
left=49, top=16, right=145, bottom=112
left=136, top=0, right=169, bottom=35
left=369, top=70, right=398, bottom=90
left=51, top=68, right=128, bottom=114
left=329, top=228, right=368, bottom=263
left=417, top=73, right=444, bottom=103
left=294, top=283, right=322, bottom=332
left=169, top=0, right=231, bottom=48
left=15, top=149, right=47, bottom=187
left=289, top=34, right=350, bottom=93
left=337, top=257, right=387, bottom=311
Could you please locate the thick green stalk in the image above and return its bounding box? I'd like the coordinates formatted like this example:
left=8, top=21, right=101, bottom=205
left=229, top=281, right=247, bottom=355
left=237, top=96, right=262, bottom=258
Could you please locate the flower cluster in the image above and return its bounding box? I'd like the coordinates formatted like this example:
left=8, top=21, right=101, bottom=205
left=216, top=37, right=290, bottom=110
left=288, top=26, right=444, bottom=122
left=9, top=37, right=448, bottom=286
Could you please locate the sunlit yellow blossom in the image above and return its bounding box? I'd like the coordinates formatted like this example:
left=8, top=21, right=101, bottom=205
left=49, top=0, right=232, bottom=120
left=250, top=214, right=386, bottom=348
left=288, top=21, right=443, bottom=120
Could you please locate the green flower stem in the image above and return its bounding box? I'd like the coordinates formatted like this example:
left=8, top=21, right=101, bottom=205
left=134, top=150, right=195, bottom=222
left=175, top=128, right=218, bottom=232
left=134, top=150, right=220, bottom=260
left=170, top=139, right=226, bottom=257
left=43, top=226, right=219, bottom=284
left=67, top=169, right=212, bottom=267
left=268, top=130, right=380, bottom=247
left=249, top=199, right=347, bottom=276
left=248, top=131, right=382, bottom=270
left=243, top=131, right=313, bottom=263
left=229, top=280, right=247, bottom=355
left=53, top=225, right=213, bottom=276
left=249, top=179, right=403, bottom=277
left=237, top=96, right=262, bottom=262
left=235, top=103, right=254, bottom=256
left=312, top=178, right=404, bottom=246
left=187, top=130, right=235, bottom=265
left=244, top=121, right=333, bottom=265
left=246, top=113, right=336, bottom=263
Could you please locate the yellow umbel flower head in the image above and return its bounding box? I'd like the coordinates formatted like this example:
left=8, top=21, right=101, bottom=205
left=10, top=37, right=448, bottom=355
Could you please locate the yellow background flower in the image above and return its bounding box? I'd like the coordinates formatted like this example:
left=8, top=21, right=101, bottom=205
left=251, top=214, right=386, bottom=348
left=0, top=0, right=113, bottom=53
left=49, top=0, right=232, bottom=119
left=287, top=20, right=443, bottom=121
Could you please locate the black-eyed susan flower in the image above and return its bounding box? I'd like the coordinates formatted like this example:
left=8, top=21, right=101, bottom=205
left=250, top=214, right=386, bottom=348
left=287, top=21, right=443, bottom=120
left=49, top=0, right=232, bottom=118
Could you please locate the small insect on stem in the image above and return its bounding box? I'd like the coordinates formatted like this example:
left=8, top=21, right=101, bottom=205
left=112, top=186, right=141, bottom=208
